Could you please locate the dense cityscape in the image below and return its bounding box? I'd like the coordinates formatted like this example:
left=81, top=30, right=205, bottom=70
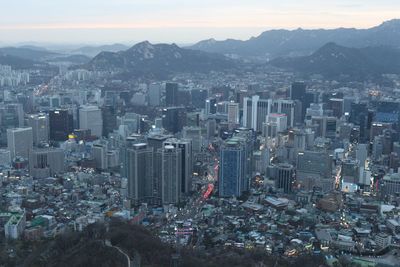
left=1, top=3, right=400, bottom=267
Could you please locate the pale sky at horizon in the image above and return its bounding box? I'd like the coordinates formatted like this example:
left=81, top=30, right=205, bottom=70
left=1, top=0, right=400, bottom=45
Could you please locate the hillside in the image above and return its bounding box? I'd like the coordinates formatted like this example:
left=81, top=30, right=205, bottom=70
left=1, top=220, right=326, bottom=267
left=270, top=42, right=400, bottom=80
left=84, top=41, right=236, bottom=79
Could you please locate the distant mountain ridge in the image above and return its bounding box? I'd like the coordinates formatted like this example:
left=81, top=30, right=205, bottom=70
left=189, top=19, right=400, bottom=60
left=72, top=43, right=129, bottom=57
left=85, top=41, right=236, bottom=79
left=0, top=46, right=59, bottom=61
left=0, top=46, right=92, bottom=68
left=0, top=53, right=39, bottom=69
left=270, top=42, right=400, bottom=80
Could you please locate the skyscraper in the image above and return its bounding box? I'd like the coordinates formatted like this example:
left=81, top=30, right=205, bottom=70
left=101, top=105, right=117, bottom=137
left=182, top=127, right=202, bottom=153
left=290, top=82, right=306, bottom=101
left=290, top=82, right=307, bottom=121
left=206, top=119, right=216, bottom=139
left=27, top=113, right=49, bottom=146
left=271, top=99, right=295, bottom=128
left=158, top=144, right=182, bottom=204
left=147, top=133, right=174, bottom=151
left=349, top=102, right=369, bottom=143
left=165, top=82, right=179, bottom=107
left=7, top=127, right=33, bottom=160
left=164, top=138, right=193, bottom=194
left=0, top=103, right=24, bottom=128
left=296, top=150, right=333, bottom=191
left=191, top=89, right=208, bottom=109
left=127, top=143, right=154, bottom=204
left=162, top=107, right=186, bottom=134
left=266, top=113, right=288, bottom=133
left=0, top=103, right=24, bottom=145
left=356, top=143, right=368, bottom=168
left=274, top=163, right=294, bottom=193
left=243, top=95, right=271, bottom=132
left=219, top=138, right=246, bottom=197
left=49, top=109, right=74, bottom=141
left=79, top=105, right=103, bottom=137
left=205, top=97, right=217, bottom=115
left=148, top=83, right=162, bottom=106
left=92, top=143, right=108, bottom=170
left=227, top=102, right=240, bottom=124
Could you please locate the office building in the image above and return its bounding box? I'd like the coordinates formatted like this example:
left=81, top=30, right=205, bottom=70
left=311, top=116, right=337, bottom=138
left=79, top=105, right=103, bottom=137
left=290, top=82, right=306, bottom=102
left=375, top=233, right=392, bottom=249
left=290, top=82, right=307, bottom=120
left=164, top=138, right=192, bottom=194
left=370, top=122, right=392, bottom=142
left=27, top=113, right=49, bottom=146
left=206, top=119, right=216, bottom=139
left=29, top=148, right=65, bottom=178
left=205, top=97, right=217, bottom=115
left=296, top=150, right=333, bottom=191
left=49, top=109, right=74, bottom=141
left=148, top=83, right=162, bottom=106
left=271, top=99, right=295, bottom=128
left=4, top=211, right=26, bottom=239
left=158, top=144, right=182, bottom=204
left=356, top=143, right=368, bottom=168
left=375, top=101, right=400, bottom=126
left=243, top=95, right=271, bottom=132
left=327, top=98, right=344, bottom=118
left=147, top=134, right=173, bottom=151
left=341, top=159, right=359, bottom=184
left=0, top=149, right=11, bottom=166
left=266, top=113, right=288, bottom=133
left=219, top=138, right=246, bottom=197
left=0, top=103, right=24, bottom=128
left=92, top=143, right=108, bottom=170
left=274, top=163, right=294, bottom=194
left=182, top=127, right=203, bottom=153
left=177, top=89, right=191, bottom=107
left=126, top=143, right=154, bottom=204
left=7, top=127, right=33, bottom=160
left=382, top=173, right=400, bottom=197
left=349, top=102, right=369, bottom=143
left=162, top=107, right=186, bottom=134
left=165, top=82, right=178, bottom=107
left=0, top=103, right=24, bottom=145
left=191, top=89, right=208, bottom=109
left=101, top=105, right=117, bottom=137
left=227, top=102, right=240, bottom=124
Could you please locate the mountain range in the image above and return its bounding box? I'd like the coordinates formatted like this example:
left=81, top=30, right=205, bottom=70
left=2, top=19, right=400, bottom=82
left=270, top=42, right=400, bottom=80
left=0, top=46, right=93, bottom=68
left=70, top=43, right=129, bottom=57
left=0, top=53, right=41, bottom=69
left=189, top=19, right=400, bottom=60
left=0, top=46, right=58, bottom=61
left=84, top=41, right=236, bottom=79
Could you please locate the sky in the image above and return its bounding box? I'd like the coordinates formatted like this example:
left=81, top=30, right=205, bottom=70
left=1, top=0, right=400, bottom=45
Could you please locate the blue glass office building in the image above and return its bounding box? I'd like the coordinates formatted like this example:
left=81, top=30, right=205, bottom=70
left=219, top=139, right=246, bottom=197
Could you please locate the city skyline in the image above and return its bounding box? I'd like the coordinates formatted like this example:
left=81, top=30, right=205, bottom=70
left=1, top=0, right=400, bottom=44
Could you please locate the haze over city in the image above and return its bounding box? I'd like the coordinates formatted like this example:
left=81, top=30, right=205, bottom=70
left=2, top=0, right=400, bottom=44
